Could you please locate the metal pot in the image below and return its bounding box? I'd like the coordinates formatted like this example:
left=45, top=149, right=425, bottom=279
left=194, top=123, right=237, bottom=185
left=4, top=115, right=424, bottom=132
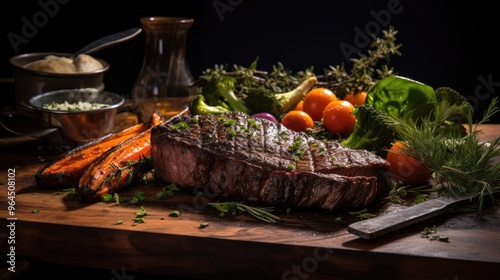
left=1, top=52, right=109, bottom=115
left=26, top=88, right=124, bottom=145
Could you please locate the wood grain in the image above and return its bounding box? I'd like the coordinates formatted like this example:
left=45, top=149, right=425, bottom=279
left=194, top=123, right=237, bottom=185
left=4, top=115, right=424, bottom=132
left=1, top=124, right=499, bottom=279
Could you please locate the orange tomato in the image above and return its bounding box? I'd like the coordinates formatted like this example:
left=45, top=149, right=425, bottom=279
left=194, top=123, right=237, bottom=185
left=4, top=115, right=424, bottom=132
left=321, top=100, right=355, bottom=135
left=386, top=141, right=432, bottom=186
left=344, top=91, right=367, bottom=106
left=281, top=110, right=314, bottom=132
left=294, top=100, right=304, bottom=111
left=302, top=88, right=337, bottom=121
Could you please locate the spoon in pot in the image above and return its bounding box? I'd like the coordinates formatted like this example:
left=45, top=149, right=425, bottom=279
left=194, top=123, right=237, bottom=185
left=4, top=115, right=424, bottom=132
left=71, top=27, right=142, bottom=58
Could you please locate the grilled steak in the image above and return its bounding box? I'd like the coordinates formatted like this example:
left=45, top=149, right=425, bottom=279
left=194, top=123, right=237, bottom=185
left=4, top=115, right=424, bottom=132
left=151, top=112, right=391, bottom=211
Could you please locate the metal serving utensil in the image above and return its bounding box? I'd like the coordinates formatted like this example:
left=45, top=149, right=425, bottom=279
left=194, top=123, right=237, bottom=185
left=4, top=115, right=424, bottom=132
left=72, top=27, right=142, bottom=58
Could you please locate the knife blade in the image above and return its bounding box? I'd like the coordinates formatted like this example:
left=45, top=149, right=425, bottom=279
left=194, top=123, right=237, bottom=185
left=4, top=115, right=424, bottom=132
left=347, top=194, right=472, bottom=239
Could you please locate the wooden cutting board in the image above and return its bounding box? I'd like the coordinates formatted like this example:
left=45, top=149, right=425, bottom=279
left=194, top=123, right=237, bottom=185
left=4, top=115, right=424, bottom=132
left=0, top=124, right=499, bottom=279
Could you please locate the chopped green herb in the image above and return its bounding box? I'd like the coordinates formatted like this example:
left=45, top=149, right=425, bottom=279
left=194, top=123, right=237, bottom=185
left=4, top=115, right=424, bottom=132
left=102, top=193, right=122, bottom=204
left=130, top=206, right=148, bottom=226
left=156, top=183, right=180, bottom=200
left=102, top=194, right=114, bottom=202
left=288, top=137, right=305, bottom=152
left=32, top=208, right=40, bottom=214
left=136, top=206, right=148, bottom=217
left=349, top=208, right=377, bottom=220
left=247, top=118, right=261, bottom=129
left=169, top=210, right=181, bottom=217
left=295, top=149, right=305, bottom=158
left=421, top=226, right=449, bottom=242
left=171, top=122, right=189, bottom=129
left=43, top=101, right=110, bottom=111
left=115, top=220, right=123, bottom=225
left=223, top=119, right=236, bottom=126
left=130, top=191, right=147, bottom=203
left=199, top=222, right=209, bottom=228
left=278, top=131, right=289, bottom=139
left=133, top=217, right=146, bottom=224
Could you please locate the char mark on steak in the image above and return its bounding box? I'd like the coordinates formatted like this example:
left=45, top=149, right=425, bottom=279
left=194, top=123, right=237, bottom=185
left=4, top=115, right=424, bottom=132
left=151, top=112, right=391, bottom=211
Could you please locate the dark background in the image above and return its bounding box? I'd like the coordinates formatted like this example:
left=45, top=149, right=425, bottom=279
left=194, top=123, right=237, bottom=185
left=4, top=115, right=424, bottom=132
left=1, top=0, right=499, bottom=122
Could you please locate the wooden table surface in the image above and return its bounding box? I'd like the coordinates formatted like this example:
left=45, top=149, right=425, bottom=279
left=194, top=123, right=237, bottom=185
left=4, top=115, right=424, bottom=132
left=0, top=124, right=499, bottom=280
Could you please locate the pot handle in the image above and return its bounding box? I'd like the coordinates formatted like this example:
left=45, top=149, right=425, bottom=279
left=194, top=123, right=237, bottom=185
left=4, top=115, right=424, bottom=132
left=0, top=103, right=59, bottom=138
left=0, top=77, right=14, bottom=84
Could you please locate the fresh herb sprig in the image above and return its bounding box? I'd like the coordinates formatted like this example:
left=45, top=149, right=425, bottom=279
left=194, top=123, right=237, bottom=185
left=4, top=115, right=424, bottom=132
left=208, top=201, right=281, bottom=223
left=322, top=26, right=401, bottom=98
left=385, top=97, right=500, bottom=215
left=197, top=26, right=400, bottom=100
left=102, top=156, right=154, bottom=190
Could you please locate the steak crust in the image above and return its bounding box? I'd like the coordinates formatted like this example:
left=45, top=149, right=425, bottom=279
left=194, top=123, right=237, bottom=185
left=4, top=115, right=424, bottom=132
left=151, top=112, right=391, bottom=210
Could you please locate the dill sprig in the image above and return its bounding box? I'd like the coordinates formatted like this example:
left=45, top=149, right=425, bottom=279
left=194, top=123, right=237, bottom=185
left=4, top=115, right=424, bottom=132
left=385, top=97, right=500, bottom=216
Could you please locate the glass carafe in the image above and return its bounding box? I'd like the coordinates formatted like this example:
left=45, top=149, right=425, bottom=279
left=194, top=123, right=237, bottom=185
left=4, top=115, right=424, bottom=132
left=132, top=17, right=196, bottom=122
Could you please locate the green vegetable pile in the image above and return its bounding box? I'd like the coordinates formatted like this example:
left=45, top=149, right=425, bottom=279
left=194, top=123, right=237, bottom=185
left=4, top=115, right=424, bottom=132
left=341, top=75, right=474, bottom=157
left=189, top=26, right=401, bottom=121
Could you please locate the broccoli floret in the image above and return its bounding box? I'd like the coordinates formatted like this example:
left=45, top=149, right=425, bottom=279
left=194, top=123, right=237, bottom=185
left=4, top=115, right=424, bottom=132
left=435, top=86, right=473, bottom=122
left=200, top=76, right=251, bottom=114
left=341, top=103, right=396, bottom=157
left=189, top=94, right=231, bottom=116
left=434, top=87, right=473, bottom=137
left=243, top=76, right=318, bottom=118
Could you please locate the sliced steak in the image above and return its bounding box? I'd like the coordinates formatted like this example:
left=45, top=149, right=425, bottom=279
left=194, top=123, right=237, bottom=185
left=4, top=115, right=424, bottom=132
left=151, top=112, right=391, bottom=210
left=261, top=171, right=379, bottom=210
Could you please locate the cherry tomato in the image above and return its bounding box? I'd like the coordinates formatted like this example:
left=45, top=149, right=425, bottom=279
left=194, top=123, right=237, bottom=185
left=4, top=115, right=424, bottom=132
left=281, top=110, right=314, bottom=132
left=344, top=91, right=367, bottom=106
left=321, top=100, right=355, bottom=135
left=302, top=88, right=337, bottom=121
left=386, top=141, right=432, bottom=186
left=294, top=100, right=304, bottom=111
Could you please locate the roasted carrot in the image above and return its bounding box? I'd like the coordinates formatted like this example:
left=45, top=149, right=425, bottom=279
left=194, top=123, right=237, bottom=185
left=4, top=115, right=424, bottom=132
left=76, top=108, right=188, bottom=201
left=35, top=111, right=164, bottom=188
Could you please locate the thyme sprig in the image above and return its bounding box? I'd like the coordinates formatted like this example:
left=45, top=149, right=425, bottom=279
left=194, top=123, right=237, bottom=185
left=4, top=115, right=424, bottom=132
left=384, top=183, right=436, bottom=204
left=385, top=97, right=500, bottom=216
left=320, top=25, right=401, bottom=98
left=208, top=201, right=281, bottom=223
left=197, top=26, right=400, bottom=99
